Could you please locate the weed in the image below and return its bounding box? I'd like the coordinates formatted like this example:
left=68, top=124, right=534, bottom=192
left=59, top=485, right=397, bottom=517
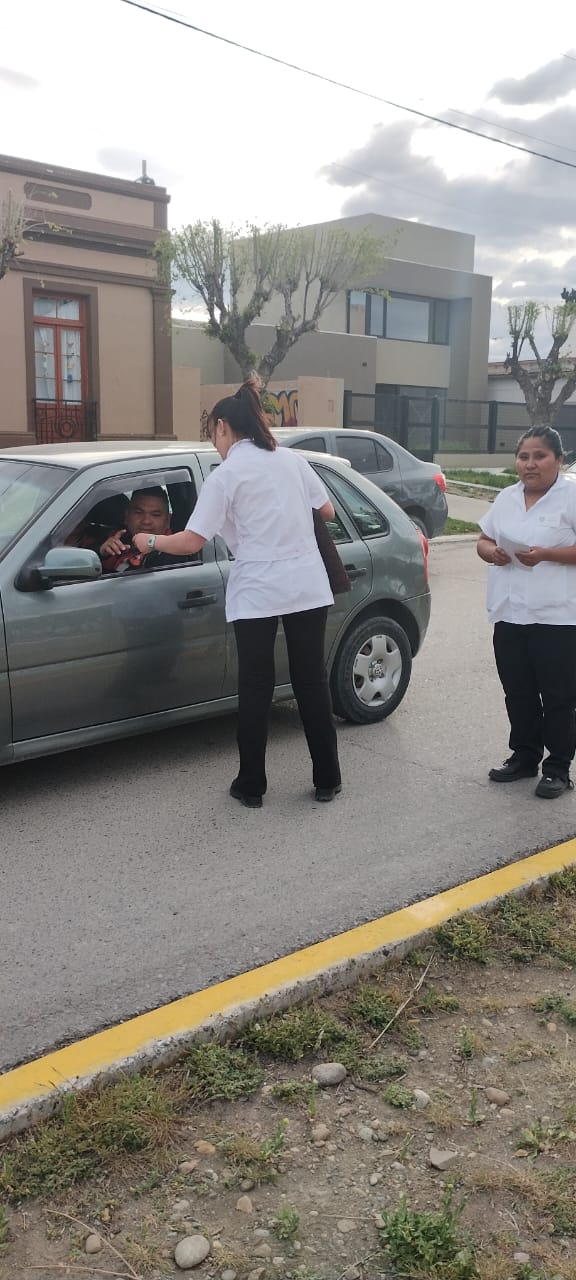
left=505, top=1039, right=553, bottom=1066
left=458, top=1026, right=481, bottom=1059
left=418, top=986, right=461, bottom=1015
left=0, top=1205, right=8, bottom=1251
left=545, top=867, right=576, bottom=897
left=444, top=470, right=516, bottom=490
left=356, top=1054, right=408, bottom=1082
left=183, top=1042, right=263, bottom=1103
left=240, top=1006, right=361, bottom=1063
left=274, top=1203, right=300, bottom=1240
left=378, top=1186, right=479, bottom=1279
left=466, top=1089, right=483, bottom=1126
left=221, top=1119, right=288, bottom=1184
left=0, top=1075, right=177, bottom=1201
left=349, top=983, right=397, bottom=1027
left=427, top=1090, right=457, bottom=1132
left=398, top=1020, right=425, bottom=1051
left=516, top=1118, right=576, bottom=1159
left=383, top=1083, right=414, bottom=1109
left=271, top=1080, right=318, bottom=1115
left=435, top=916, right=489, bottom=964
left=444, top=518, right=481, bottom=535
left=534, top=994, right=576, bottom=1026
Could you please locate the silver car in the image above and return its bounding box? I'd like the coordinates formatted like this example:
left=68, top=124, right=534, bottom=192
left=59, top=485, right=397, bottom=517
left=0, top=441, right=431, bottom=766
left=274, top=427, right=448, bottom=538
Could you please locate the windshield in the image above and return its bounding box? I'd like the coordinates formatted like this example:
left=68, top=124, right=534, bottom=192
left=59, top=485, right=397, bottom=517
left=0, top=461, right=73, bottom=556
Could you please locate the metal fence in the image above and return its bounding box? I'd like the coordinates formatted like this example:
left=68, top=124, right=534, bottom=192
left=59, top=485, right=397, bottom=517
left=34, top=400, right=99, bottom=445
left=343, top=391, right=576, bottom=461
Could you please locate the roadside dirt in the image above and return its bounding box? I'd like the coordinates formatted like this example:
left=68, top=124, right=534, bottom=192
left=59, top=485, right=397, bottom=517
left=1, top=876, right=575, bottom=1280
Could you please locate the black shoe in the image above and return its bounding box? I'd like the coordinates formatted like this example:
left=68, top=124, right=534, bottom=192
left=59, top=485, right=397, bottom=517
left=488, top=758, right=539, bottom=783
left=314, top=784, right=342, bottom=803
left=535, top=775, right=573, bottom=799
left=229, top=780, right=263, bottom=809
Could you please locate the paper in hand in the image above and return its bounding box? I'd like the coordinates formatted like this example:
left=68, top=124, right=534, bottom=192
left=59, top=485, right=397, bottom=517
left=498, top=536, right=533, bottom=570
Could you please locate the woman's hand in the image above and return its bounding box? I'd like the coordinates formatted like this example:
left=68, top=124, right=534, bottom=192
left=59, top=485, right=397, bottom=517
left=132, top=532, right=153, bottom=555
left=516, top=546, right=547, bottom=567
left=491, top=545, right=512, bottom=566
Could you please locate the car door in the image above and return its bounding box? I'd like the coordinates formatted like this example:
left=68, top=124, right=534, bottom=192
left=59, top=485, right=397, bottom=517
left=2, top=462, right=228, bottom=744
left=0, top=594, right=11, bottom=762
left=334, top=433, right=405, bottom=507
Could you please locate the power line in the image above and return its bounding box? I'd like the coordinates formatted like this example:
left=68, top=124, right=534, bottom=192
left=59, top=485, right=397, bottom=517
left=119, top=0, right=576, bottom=172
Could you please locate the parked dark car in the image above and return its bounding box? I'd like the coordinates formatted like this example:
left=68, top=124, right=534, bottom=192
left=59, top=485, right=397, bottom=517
left=0, top=441, right=432, bottom=766
left=274, top=427, right=448, bottom=538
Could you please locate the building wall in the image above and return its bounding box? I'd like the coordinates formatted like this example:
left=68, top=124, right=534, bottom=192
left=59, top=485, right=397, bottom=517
left=0, top=153, right=172, bottom=446
left=172, top=374, right=343, bottom=439
left=375, top=338, right=451, bottom=387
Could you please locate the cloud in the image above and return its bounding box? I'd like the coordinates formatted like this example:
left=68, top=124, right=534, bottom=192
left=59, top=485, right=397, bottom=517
left=0, top=65, right=39, bottom=90
left=490, top=56, right=576, bottom=105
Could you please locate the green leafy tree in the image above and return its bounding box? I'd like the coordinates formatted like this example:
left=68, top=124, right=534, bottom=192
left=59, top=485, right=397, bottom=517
left=158, top=219, right=389, bottom=385
left=505, top=299, right=576, bottom=426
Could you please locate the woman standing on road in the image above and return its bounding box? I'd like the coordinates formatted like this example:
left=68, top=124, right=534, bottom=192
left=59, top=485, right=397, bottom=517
left=477, top=425, right=576, bottom=799
left=133, top=380, right=342, bottom=809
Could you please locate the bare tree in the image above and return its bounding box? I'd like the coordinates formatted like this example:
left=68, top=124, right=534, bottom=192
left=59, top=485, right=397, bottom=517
left=158, top=220, right=389, bottom=384
left=505, top=300, right=576, bottom=426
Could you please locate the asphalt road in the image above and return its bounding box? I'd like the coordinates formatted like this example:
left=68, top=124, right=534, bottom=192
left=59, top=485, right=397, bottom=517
left=3, top=538, right=576, bottom=1072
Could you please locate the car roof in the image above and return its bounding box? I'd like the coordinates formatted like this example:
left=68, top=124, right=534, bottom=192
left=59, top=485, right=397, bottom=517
left=0, top=439, right=217, bottom=470
left=274, top=427, right=382, bottom=441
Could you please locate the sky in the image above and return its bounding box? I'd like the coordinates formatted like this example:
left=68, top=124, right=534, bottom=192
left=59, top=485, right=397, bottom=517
left=1, top=0, right=576, bottom=360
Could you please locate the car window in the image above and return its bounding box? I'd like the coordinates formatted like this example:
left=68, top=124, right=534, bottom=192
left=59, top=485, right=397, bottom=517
left=337, top=436, right=379, bottom=474
left=289, top=436, right=328, bottom=453
left=319, top=468, right=389, bottom=539
left=324, top=511, right=352, bottom=545
left=49, top=468, right=200, bottom=576
left=374, top=441, right=394, bottom=471
left=0, top=461, right=72, bottom=557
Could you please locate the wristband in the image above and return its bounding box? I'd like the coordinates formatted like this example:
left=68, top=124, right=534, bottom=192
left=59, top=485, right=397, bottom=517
left=146, top=534, right=157, bottom=550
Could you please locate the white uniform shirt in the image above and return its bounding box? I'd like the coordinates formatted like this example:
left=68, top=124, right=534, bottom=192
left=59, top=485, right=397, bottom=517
left=187, top=440, right=334, bottom=621
left=479, top=474, right=576, bottom=625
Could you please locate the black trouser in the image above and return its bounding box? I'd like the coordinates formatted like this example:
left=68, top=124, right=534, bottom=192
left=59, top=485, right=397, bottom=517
left=233, top=607, right=341, bottom=797
left=493, top=622, right=576, bottom=780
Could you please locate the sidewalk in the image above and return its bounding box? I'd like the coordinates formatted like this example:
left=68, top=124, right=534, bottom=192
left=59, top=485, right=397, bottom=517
left=447, top=492, right=492, bottom=523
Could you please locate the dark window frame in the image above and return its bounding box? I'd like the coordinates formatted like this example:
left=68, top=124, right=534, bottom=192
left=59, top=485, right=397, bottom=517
left=346, top=290, right=450, bottom=345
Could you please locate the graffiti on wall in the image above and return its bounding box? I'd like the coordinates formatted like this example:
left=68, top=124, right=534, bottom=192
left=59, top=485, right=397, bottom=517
left=267, top=389, right=298, bottom=427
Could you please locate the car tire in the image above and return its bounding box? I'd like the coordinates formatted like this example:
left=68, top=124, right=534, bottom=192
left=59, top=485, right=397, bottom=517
left=331, top=616, right=413, bottom=724
left=407, top=513, right=428, bottom=537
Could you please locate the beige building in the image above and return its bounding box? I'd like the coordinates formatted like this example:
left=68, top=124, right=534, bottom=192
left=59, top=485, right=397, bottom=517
left=173, top=212, right=492, bottom=434
left=0, top=153, right=173, bottom=448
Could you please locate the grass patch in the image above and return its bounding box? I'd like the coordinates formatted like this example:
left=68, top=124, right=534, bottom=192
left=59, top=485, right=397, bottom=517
left=490, top=895, right=576, bottom=965
left=220, top=1120, right=287, bottom=1184
left=445, top=469, right=516, bottom=489
left=378, top=1186, right=478, bottom=1279
left=444, top=517, right=480, bottom=535
left=240, top=1005, right=361, bottom=1063
left=466, top=1162, right=576, bottom=1236
left=270, top=1079, right=318, bottom=1112
left=418, top=986, right=461, bottom=1015
left=183, top=1042, right=263, bottom=1103
left=533, top=994, right=576, bottom=1026
left=458, top=1026, right=482, bottom=1060
left=383, top=1083, right=414, bottom=1109
left=0, top=1205, right=8, bottom=1251
left=436, top=915, right=490, bottom=964
left=515, top=1117, right=576, bottom=1159
left=356, top=1054, right=408, bottom=1082
left=348, top=982, right=398, bottom=1028
left=0, top=1074, right=177, bottom=1202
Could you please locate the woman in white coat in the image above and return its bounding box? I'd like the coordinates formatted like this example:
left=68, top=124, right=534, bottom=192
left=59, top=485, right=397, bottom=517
left=477, top=425, right=576, bottom=799
left=134, top=381, right=342, bottom=809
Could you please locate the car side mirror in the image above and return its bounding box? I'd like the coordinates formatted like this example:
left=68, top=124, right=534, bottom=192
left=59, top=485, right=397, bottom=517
left=37, top=547, right=103, bottom=584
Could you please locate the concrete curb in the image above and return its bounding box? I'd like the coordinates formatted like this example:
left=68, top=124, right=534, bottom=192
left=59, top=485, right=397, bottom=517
left=1, top=838, right=575, bottom=1140
left=431, top=533, right=479, bottom=545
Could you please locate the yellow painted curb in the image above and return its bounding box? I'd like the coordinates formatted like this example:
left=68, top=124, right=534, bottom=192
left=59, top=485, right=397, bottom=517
left=2, top=836, right=576, bottom=1126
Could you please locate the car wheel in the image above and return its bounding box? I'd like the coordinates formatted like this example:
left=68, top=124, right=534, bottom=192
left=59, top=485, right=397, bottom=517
left=408, top=513, right=428, bottom=537
left=331, top=616, right=412, bottom=723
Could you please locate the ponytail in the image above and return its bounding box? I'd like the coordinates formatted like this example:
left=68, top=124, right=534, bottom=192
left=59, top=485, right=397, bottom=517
left=208, top=379, right=277, bottom=452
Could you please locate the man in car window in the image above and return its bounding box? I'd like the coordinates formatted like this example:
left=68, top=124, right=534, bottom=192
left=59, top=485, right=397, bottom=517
left=99, top=488, right=173, bottom=573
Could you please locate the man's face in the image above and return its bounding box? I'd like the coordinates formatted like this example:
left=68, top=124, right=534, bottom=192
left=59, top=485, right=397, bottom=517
left=126, top=495, right=171, bottom=536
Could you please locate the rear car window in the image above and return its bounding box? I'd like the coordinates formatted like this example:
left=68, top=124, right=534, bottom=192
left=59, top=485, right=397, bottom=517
left=337, top=437, right=380, bottom=473
left=0, top=460, right=72, bottom=557
left=289, top=436, right=328, bottom=453
left=320, top=468, right=389, bottom=538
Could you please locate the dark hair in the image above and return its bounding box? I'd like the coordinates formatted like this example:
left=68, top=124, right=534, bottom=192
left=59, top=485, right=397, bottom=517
left=515, top=425, right=564, bottom=459
left=130, top=486, right=169, bottom=509
left=208, top=379, right=276, bottom=452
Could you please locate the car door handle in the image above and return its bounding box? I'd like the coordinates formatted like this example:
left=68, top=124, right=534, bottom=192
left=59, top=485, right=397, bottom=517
left=344, top=565, right=368, bottom=580
left=178, top=591, right=218, bottom=609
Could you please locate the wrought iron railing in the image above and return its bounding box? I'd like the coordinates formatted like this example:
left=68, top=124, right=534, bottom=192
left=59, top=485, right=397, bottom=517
left=34, top=400, right=98, bottom=444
